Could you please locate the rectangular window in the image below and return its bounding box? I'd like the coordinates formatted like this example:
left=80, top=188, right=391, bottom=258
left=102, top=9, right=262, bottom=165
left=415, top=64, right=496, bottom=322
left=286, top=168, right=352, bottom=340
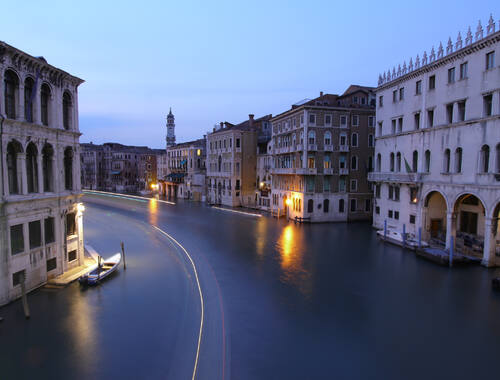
left=12, top=270, right=26, bottom=287
left=398, top=117, right=403, bottom=132
left=414, top=112, right=420, bottom=130
left=410, top=187, right=418, bottom=204
left=484, top=94, right=492, bottom=116
left=350, top=180, right=357, bottom=192
left=378, top=122, right=383, bottom=136
left=10, top=224, right=24, bottom=255
left=368, top=116, right=374, bottom=127
left=66, top=213, right=76, bottom=237
left=307, top=156, right=315, bottom=169
left=429, top=75, right=435, bottom=90
left=352, top=115, right=359, bottom=126
left=388, top=210, right=393, bottom=218
left=427, top=109, right=434, bottom=127
left=410, top=214, right=416, bottom=224
left=447, top=67, right=455, bottom=83
left=391, top=119, right=396, bottom=134
left=324, top=178, right=330, bottom=192
left=394, top=211, right=400, bottom=220
left=351, top=133, right=358, bottom=147
left=306, top=177, right=315, bottom=192
left=236, top=138, right=240, bottom=148
left=309, top=114, right=316, bottom=124
left=394, top=186, right=400, bottom=201
left=29, top=220, right=41, bottom=249
left=365, top=199, right=371, bottom=212
left=340, top=115, right=347, bottom=127
left=415, top=80, right=422, bottom=95
left=460, top=62, right=468, bottom=79
left=486, top=51, right=495, bottom=70
left=339, top=178, right=346, bottom=192
left=379, top=96, right=383, bottom=107
left=350, top=199, right=356, bottom=212
left=375, top=184, right=381, bottom=198
left=47, top=257, right=57, bottom=272
left=375, top=206, right=380, bottom=214
left=446, top=103, right=454, bottom=124
left=68, top=250, right=77, bottom=262
left=399, top=87, right=404, bottom=101
left=458, top=101, right=466, bottom=122
left=325, top=115, right=331, bottom=125
left=388, top=185, right=394, bottom=200
left=353, top=96, right=358, bottom=104
left=393, top=90, right=397, bottom=103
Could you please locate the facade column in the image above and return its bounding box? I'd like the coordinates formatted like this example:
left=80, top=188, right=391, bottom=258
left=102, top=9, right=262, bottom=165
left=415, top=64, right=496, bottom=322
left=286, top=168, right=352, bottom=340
left=445, top=211, right=456, bottom=250
left=482, top=216, right=496, bottom=267
left=18, top=152, right=28, bottom=195
left=2, top=141, right=9, bottom=197
left=492, top=90, right=500, bottom=116
left=37, top=151, right=43, bottom=193
left=0, top=69, right=4, bottom=117
left=74, top=145, right=81, bottom=192
left=33, top=81, right=41, bottom=125
left=18, top=82, right=24, bottom=122
left=420, top=205, right=428, bottom=242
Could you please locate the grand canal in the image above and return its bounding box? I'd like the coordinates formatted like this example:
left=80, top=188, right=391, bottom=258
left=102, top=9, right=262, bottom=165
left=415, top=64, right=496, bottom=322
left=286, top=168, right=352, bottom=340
left=1, top=192, right=500, bottom=379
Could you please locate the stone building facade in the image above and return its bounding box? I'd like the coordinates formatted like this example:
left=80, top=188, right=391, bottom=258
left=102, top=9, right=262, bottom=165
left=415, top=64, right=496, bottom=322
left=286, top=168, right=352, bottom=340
left=164, top=138, right=206, bottom=201
left=0, top=41, right=84, bottom=305
left=370, top=17, right=500, bottom=266
left=206, top=114, right=272, bottom=207
left=271, top=87, right=375, bottom=222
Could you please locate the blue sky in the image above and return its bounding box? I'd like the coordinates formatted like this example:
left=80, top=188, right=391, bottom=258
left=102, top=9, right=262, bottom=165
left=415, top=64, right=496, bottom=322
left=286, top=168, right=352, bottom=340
left=3, top=0, right=498, bottom=148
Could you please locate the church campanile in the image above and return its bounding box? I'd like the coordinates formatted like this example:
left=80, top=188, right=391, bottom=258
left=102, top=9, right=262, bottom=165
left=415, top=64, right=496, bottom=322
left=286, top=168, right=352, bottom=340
left=166, top=107, right=176, bottom=148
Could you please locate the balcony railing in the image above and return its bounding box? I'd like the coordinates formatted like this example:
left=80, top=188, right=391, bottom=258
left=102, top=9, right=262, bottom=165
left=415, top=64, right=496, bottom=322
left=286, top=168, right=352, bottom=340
left=308, top=144, right=318, bottom=151
left=367, top=172, right=422, bottom=183
left=339, top=168, right=349, bottom=175
left=338, top=145, right=349, bottom=152
left=323, top=168, right=334, bottom=175
left=324, top=144, right=334, bottom=152
left=296, top=168, right=317, bottom=175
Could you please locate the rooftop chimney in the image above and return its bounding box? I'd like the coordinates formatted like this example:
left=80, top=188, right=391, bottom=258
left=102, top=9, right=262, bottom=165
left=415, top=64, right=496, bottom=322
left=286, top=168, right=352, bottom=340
left=249, top=114, right=254, bottom=127
left=320, top=91, right=323, bottom=97
left=219, top=122, right=224, bottom=130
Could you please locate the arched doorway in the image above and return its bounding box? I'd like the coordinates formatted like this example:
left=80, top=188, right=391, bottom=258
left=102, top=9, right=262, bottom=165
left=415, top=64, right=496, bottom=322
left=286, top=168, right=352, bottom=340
left=453, top=194, right=485, bottom=260
left=423, top=191, right=447, bottom=244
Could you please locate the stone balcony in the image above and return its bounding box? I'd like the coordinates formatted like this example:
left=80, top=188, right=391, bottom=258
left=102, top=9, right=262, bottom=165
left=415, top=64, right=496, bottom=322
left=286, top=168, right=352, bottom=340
left=308, top=144, right=318, bottom=151
left=297, top=168, right=317, bottom=175
left=338, top=145, right=349, bottom=152
left=323, top=168, right=334, bottom=175
left=324, top=144, right=334, bottom=152
left=368, top=172, right=422, bottom=183
left=339, top=168, right=349, bottom=175
left=271, top=167, right=317, bottom=175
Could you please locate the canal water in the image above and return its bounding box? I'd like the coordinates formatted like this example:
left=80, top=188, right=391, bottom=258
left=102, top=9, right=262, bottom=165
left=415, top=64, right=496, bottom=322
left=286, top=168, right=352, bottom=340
left=1, top=194, right=500, bottom=379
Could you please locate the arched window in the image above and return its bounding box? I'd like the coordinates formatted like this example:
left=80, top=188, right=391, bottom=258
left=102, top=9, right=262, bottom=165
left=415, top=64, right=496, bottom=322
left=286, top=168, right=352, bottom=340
left=390, top=152, right=395, bottom=172
left=376, top=153, right=381, bottom=172
left=7, top=140, right=22, bottom=194
left=481, top=145, right=490, bottom=173
left=368, top=156, right=373, bottom=172
left=412, top=150, right=418, bottom=172
left=455, top=148, right=462, bottom=173
left=41, top=83, right=51, bottom=126
left=338, top=198, right=345, bottom=213
left=308, top=131, right=315, bottom=145
left=41, top=144, right=54, bottom=192
left=307, top=199, right=314, bottom=213
left=324, top=131, right=331, bottom=146
left=292, top=134, right=296, bottom=146
left=351, top=155, right=358, bottom=170
left=425, top=150, right=431, bottom=173
left=26, top=143, right=38, bottom=193
left=368, top=134, right=374, bottom=147
left=396, top=152, right=401, bottom=172
left=64, top=147, right=73, bottom=190
left=4, top=70, right=19, bottom=119
left=24, top=77, right=35, bottom=122
left=351, top=133, right=358, bottom=147
left=63, top=91, right=72, bottom=130
left=323, top=199, right=329, bottom=213
left=444, top=149, right=451, bottom=173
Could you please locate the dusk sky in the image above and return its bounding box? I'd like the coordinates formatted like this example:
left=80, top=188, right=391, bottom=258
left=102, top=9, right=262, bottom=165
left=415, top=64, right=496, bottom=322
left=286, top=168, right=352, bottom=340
left=4, top=0, right=498, bottom=148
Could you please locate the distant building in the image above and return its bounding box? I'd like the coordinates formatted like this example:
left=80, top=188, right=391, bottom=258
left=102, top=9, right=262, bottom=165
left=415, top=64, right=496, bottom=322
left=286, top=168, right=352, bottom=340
left=81, top=142, right=160, bottom=193
left=370, top=17, right=500, bottom=266
left=206, top=114, right=272, bottom=207
left=0, top=41, right=85, bottom=305
left=271, top=87, right=375, bottom=222
left=157, top=150, right=168, bottom=182
left=164, top=138, right=206, bottom=201
left=256, top=122, right=273, bottom=211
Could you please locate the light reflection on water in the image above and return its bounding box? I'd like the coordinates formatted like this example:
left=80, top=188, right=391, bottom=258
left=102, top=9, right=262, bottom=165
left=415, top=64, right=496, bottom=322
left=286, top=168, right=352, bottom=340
left=276, top=224, right=312, bottom=297
left=148, top=198, right=158, bottom=225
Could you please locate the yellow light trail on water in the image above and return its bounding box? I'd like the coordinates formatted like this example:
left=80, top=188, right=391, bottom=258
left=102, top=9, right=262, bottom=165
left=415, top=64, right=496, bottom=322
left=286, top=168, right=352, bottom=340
left=151, top=225, right=204, bottom=380
left=83, top=190, right=175, bottom=205
left=211, top=206, right=262, bottom=217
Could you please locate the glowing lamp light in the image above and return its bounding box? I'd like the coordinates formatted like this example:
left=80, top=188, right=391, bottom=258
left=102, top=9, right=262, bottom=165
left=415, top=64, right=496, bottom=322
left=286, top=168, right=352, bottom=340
left=259, top=182, right=265, bottom=188
left=77, top=203, right=85, bottom=213
left=285, top=199, right=292, bottom=206
left=151, top=183, right=159, bottom=190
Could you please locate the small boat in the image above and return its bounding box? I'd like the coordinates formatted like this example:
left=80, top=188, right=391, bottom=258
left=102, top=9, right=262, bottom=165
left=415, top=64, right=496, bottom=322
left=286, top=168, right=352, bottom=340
left=79, top=253, right=121, bottom=285
left=376, top=229, right=428, bottom=249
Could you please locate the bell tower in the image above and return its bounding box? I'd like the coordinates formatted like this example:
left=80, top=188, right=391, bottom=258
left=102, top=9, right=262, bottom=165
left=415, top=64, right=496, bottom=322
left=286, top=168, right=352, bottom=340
left=166, top=107, right=176, bottom=148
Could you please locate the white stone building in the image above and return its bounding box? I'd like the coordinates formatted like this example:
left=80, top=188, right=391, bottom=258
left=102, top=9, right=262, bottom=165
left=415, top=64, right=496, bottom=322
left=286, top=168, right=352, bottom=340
left=370, top=16, right=500, bottom=266
left=0, top=41, right=85, bottom=305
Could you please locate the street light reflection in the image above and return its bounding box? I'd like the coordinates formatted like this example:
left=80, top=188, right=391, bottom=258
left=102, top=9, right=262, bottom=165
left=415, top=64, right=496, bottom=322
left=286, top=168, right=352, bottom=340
left=149, top=198, right=158, bottom=225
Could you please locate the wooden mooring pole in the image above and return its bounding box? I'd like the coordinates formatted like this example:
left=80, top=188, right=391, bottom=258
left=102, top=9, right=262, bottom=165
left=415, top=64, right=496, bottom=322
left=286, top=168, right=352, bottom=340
left=20, top=272, right=30, bottom=319
left=121, top=241, right=127, bottom=270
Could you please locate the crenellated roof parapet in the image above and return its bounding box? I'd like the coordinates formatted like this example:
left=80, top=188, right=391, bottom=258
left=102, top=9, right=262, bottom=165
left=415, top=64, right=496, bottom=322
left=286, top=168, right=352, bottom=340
left=377, top=14, right=499, bottom=89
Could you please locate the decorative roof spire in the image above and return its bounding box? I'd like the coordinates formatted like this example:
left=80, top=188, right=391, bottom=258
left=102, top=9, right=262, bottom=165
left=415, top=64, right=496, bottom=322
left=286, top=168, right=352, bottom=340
left=408, top=57, right=414, bottom=71
left=487, top=13, right=496, bottom=34
left=430, top=46, right=436, bottom=62
left=437, top=42, right=444, bottom=59
left=422, top=51, right=428, bottom=65
left=456, top=31, right=463, bottom=50
left=415, top=54, right=420, bottom=68
left=466, top=26, right=473, bottom=45
left=446, top=38, right=453, bottom=55
left=475, top=20, right=483, bottom=41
